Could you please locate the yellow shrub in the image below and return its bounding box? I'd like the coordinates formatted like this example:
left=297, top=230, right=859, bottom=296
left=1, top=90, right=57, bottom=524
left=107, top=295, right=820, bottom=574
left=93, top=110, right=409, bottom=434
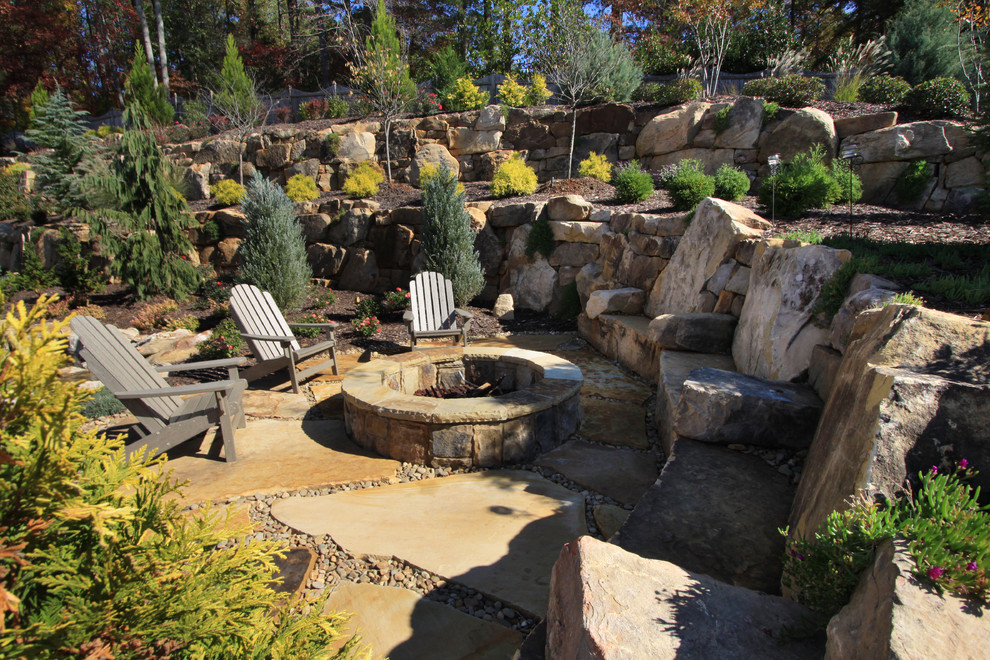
left=343, top=161, right=384, bottom=198
left=498, top=75, right=528, bottom=107
left=578, top=152, right=612, bottom=183
left=418, top=162, right=464, bottom=194
left=446, top=77, right=488, bottom=111
left=212, top=178, right=245, bottom=206
left=2, top=162, right=30, bottom=176
left=525, top=74, right=552, bottom=106
left=491, top=154, right=538, bottom=198
left=284, top=174, right=319, bottom=202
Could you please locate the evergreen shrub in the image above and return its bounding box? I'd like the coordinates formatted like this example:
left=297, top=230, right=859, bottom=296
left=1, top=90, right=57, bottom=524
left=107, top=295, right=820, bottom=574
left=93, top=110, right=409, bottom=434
left=906, top=78, right=971, bottom=118
left=81, top=385, right=127, bottom=419
left=525, top=74, right=552, bottom=105
left=285, top=174, right=319, bottom=202
left=577, top=152, right=612, bottom=182
left=0, top=167, right=33, bottom=222
left=445, top=78, right=488, bottom=111
left=713, top=164, right=750, bottom=201
left=491, top=154, right=537, bottom=198
left=613, top=161, right=655, bottom=203
left=196, top=317, right=245, bottom=359
left=758, top=146, right=861, bottom=217
left=343, top=162, right=384, bottom=198
left=421, top=164, right=485, bottom=306
left=632, top=79, right=703, bottom=105
left=526, top=217, right=555, bottom=258
left=418, top=162, right=464, bottom=194
left=667, top=160, right=715, bottom=210
left=240, top=172, right=311, bottom=311
left=859, top=75, right=912, bottom=105
left=742, top=74, right=826, bottom=106
left=212, top=179, right=245, bottom=206
left=55, top=228, right=103, bottom=294
left=895, top=161, right=932, bottom=201
left=713, top=105, right=732, bottom=133
left=498, top=75, right=528, bottom=106
left=124, top=46, right=174, bottom=125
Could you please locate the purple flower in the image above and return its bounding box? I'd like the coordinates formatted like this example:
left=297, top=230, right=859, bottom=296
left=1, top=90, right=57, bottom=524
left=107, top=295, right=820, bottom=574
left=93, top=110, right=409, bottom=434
left=959, top=459, right=969, bottom=469
left=930, top=466, right=939, bottom=475
left=928, top=566, right=945, bottom=580
left=967, top=562, right=979, bottom=571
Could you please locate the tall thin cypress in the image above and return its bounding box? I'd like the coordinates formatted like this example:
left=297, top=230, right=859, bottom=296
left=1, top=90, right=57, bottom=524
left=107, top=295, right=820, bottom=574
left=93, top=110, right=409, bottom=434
left=422, top=164, right=484, bottom=306
left=124, top=45, right=174, bottom=125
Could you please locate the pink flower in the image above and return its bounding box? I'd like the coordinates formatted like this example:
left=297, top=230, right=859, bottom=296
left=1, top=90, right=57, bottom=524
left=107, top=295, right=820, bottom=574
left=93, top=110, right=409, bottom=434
left=376, top=327, right=382, bottom=333
left=959, top=459, right=970, bottom=469
left=967, top=562, right=979, bottom=571
left=930, top=466, right=939, bottom=475
left=928, top=566, right=945, bottom=580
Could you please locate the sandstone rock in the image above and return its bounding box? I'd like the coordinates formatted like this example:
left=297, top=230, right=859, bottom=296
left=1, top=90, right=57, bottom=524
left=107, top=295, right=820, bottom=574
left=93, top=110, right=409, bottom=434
left=630, top=214, right=688, bottom=237
left=297, top=213, right=333, bottom=243
left=547, top=536, right=823, bottom=660
left=194, top=139, right=243, bottom=165
left=944, top=186, right=984, bottom=212
left=674, top=368, right=823, bottom=449
left=285, top=158, right=319, bottom=180
left=647, top=198, right=769, bottom=318
left=306, top=243, right=346, bottom=278
left=654, top=350, right=736, bottom=455
left=574, top=132, right=619, bottom=164
left=808, top=344, right=843, bottom=403
left=255, top=143, right=292, bottom=169
left=493, top=293, right=514, bottom=320
left=733, top=243, right=851, bottom=381
left=183, top=164, right=211, bottom=200
left=547, top=194, right=592, bottom=221
left=327, top=208, right=374, bottom=247
left=647, top=147, right=734, bottom=173
left=944, top=155, right=984, bottom=188
left=635, top=101, right=710, bottom=157
left=549, top=221, right=605, bottom=243
left=336, top=131, right=376, bottom=161
left=760, top=107, right=837, bottom=164
left=510, top=257, right=557, bottom=311
left=725, top=265, right=752, bottom=295
left=408, top=144, right=459, bottom=186
left=447, top=127, right=502, bottom=155
left=474, top=104, right=506, bottom=131
left=213, top=237, right=241, bottom=269
left=629, top=234, right=676, bottom=258
left=611, top=438, right=797, bottom=594
left=549, top=242, right=598, bottom=269
left=849, top=273, right=901, bottom=296
left=834, top=112, right=898, bottom=139
left=213, top=208, right=248, bottom=238
left=502, top=120, right=555, bottom=150
left=488, top=201, right=545, bottom=228
left=579, top=314, right=660, bottom=382
left=706, top=261, right=736, bottom=294
left=592, top=504, right=629, bottom=540
left=575, top=103, right=635, bottom=134
left=586, top=288, right=645, bottom=320
left=842, top=121, right=951, bottom=163
left=857, top=161, right=912, bottom=205
left=789, top=304, right=990, bottom=538
left=826, top=538, right=990, bottom=660
left=337, top=248, right=378, bottom=293
left=575, top=263, right=604, bottom=309
left=648, top=313, right=737, bottom=354
left=615, top=251, right=664, bottom=290
left=829, top=287, right=898, bottom=352
left=713, top=96, right=763, bottom=149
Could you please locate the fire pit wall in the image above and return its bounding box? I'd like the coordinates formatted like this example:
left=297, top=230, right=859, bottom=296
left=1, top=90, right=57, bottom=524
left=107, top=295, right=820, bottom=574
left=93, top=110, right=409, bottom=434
left=342, top=347, right=583, bottom=468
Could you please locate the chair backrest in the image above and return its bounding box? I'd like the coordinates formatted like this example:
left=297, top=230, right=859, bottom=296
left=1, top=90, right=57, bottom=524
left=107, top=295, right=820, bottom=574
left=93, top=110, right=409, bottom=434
left=409, top=271, right=457, bottom=333
left=70, top=315, right=179, bottom=432
left=229, top=283, right=301, bottom=362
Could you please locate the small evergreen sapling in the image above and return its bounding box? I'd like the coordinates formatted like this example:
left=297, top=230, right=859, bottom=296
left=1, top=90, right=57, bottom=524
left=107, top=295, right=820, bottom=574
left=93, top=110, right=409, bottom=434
left=124, top=45, right=174, bottom=125
left=239, top=172, right=312, bottom=312
left=26, top=87, right=93, bottom=212
left=421, top=164, right=485, bottom=306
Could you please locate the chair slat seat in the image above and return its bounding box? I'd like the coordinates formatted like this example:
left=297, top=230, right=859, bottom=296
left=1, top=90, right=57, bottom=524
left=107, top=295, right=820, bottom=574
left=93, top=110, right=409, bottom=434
left=404, top=272, right=473, bottom=349
left=70, top=315, right=246, bottom=461
left=230, top=284, right=338, bottom=393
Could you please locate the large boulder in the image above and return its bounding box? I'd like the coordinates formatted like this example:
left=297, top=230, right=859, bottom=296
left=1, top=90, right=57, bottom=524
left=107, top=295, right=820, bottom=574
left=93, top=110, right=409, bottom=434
left=193, top=139, right=243, bottom=165
left=828, top=286, right=898, bottom=352
left=733, top=242, right=851, bottom=381
left=713, top=96, right=764, bottom=149
left=647, top=147, right=735, bottom=173
left=408, top=144, right=459, bottom=187
left=327, top=208, right=374, bottom=247
left=254, top=143, right=292, bottom=169
left=546, top=536, right=824, bottom=660
left=654, top=350, right=737, bottom=455
left=759, top=108, right=837, bottom=164
left=840, top=121, right=953, bottom=163
left=635, top=102, right=710, bottom=157
left=834, top=111, right=898, bottom=139
left=647, top=198, right=769, bottom=318
left=549, top=221, right=605, bottom=244
left=183, top=164, right=211, bottom=201
left=336, top=248, right=378, bottom=293
left=474, top=105, right=506, bottom=131
left=585, top=288, right=645, bottom=320
left=547, top=195, right=592, bottom=221
left=336, top=131, right=376, bottom=161
left=648, top=313, right=737, bottom=354
left=297, top=213, right=334, bottom=243
left=510, top=258, right=558, bottom=311
left=307, top=243, right=347, bottom=278
left=827, top=538, right=990, bottom=660
left=789, top=304, right=990, bottom=539
left=447, top=127, right=502, bottom=155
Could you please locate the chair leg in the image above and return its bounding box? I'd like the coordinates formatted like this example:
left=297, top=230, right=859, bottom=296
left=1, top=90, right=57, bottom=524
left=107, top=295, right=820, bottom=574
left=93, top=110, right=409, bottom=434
left=215, top=392, right=238, bottom=462
left=286, top=347, right=301, bottom=394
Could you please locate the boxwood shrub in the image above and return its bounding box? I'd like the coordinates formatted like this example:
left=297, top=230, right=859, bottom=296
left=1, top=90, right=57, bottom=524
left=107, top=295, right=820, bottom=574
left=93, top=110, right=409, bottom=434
left=906, top=78, right=970, bottom=118
left=859, top=75, right=912, bottom=105
left=667, top=160, right=715, bottom=210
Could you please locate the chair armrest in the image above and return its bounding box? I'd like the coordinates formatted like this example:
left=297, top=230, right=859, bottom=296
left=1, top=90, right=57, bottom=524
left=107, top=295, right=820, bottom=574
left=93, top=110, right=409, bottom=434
left=454, top=308, right=475, bottom=319
left=288, top=322, right=338, bottom=329
left=240, top=332, right=295, bottom=344
left=154, top=357, right=247, bottom=373
left=116, top=380, right=239, bottom=400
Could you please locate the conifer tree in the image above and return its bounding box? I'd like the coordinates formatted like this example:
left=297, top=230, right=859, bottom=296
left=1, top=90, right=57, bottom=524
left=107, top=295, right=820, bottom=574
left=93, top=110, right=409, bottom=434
left=26, top=86, right=93, bottom=211
left=239, top=172, right=311, bottom=311
left=422, top=164, right=484, bottom=306
left=124, top=44, right=174, bottom=125
left=212, top=35, right=266, bottom=185
left=75, top=102, right=199, bottom=299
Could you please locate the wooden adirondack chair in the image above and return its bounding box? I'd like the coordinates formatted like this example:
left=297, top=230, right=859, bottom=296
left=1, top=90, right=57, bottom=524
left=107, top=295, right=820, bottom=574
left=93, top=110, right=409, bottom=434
left=229, top=284, right=338, bottom=393
left=403, top=271, right=474, bottom=349
left=70, top=315, right=247, bottom=462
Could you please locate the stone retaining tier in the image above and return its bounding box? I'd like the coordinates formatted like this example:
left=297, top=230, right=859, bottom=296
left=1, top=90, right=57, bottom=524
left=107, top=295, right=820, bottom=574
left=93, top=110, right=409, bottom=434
left=342, top=347, right=583, bottom=468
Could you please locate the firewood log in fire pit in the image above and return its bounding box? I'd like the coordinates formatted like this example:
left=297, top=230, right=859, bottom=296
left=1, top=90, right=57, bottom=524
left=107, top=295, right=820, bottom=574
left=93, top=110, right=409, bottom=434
left=415, top=381, right=501, bottom=399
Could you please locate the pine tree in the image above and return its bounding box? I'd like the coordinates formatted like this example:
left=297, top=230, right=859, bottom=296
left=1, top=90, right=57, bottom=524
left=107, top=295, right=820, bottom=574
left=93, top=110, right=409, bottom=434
left=239, top=172, right=311, bottom=311
left=212, top=35, right=265, bottom=185
left=26, top=86, right=93, bottom=211
left=75, top=102, right=199, bottom=300
left=124, top=44, right=174, bottom=125
left=422, top=164, right=484, bottom=306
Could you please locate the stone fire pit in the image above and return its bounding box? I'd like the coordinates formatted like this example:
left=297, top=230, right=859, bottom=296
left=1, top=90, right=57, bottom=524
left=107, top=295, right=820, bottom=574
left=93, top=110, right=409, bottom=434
left=342, top=347, right=583, bottom=467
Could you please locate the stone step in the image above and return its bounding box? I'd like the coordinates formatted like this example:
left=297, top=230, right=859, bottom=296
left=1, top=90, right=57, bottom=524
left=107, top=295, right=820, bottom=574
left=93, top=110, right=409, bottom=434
left=578, top=313, right=659, bottom=381
left=546, top=536, right=824, bottom=659
left=655, top=350, right=737, bottom=455
left=648, top=312, right=738, bottom=354
left=610, top=439, right=794, bottom=595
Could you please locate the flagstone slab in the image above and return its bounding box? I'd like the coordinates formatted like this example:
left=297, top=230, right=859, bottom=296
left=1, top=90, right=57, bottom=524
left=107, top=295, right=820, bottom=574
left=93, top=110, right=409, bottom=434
left=242, top=389, right=312, bottom=419
left=579, top=398, right=649, bottom=449
left=472, top=334, right=578, bottom=352
left=593, top=504, right=630, bottom=540
left=535, top=440, right=657, bottom=505
left=271, top=470, right=587, bottom=615
left=165, top=419, right=400, bottom=504
left=560, top=349, right=651, bottom=404
left=324, top=582, right=524, bottom=660
left=311, top=380, right=344, bottom=417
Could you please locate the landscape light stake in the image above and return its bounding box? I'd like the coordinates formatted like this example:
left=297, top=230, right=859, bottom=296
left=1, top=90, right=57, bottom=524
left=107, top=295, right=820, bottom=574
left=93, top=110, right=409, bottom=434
left=767, top=154, right=780, bottom=223
left=839, top=145, right=862, bottom=237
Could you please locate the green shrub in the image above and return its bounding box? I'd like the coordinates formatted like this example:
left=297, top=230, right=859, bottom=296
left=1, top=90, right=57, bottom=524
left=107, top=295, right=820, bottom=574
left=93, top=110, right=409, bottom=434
left=886, top=291, right=924, bottom=306
left=895, top=161, right=932, bottom=202
left=298, top=96, right=349, bottom=121
left=634, top=79, right=704, bottom=105
left=667, top=161, right=715, bottom=210
left=860, top=75, right=912, bottom=105
left=212, top=178, right=245, bottom=206
left=525, top=74, right=552, bottom=106
left=422, top=164, right=485, bottom=306
left=556, top=281, right=581, bottom=319
left=197, top=316, right=245, bottom=359
left=713, top=105, right=732, bottom=133
left=810, top=258, right=864, bottom=321
left=491, top=154, right=537, bottom=198
left=81, top=386, right=127, bottom=419
left=343, top=161, right=384, bottom=198
left=285, top=173, right=319, bottom=202
left=577, top=152, right=612, bottom=183
left=310, top=285, right=337, bottom=308
left=763, top=101, right=780, bottom=121
left=419, top=162, right=464, bottom=194
left=425, top=45, right=470, bottom=102
left=632, top=83, right=663, bottom=102
left=906, top=77, right=970, bottom=118
left=351, top=314, right=382, bottom=336
left=781, top=229, right=824, bottom=244
left=292, top=312, right=329, bottom=338
left=0, top=168, right=34, bottom=222
left=526, top=216, right=555, bottom=258
left=445, top=77, right=488, bottom=111
left=832, top=71, right=864, bottom=102
left=382, top=287, right=410, bottom=311
left=498, top=75, right=528, bottom=107
left=198, top=275, right=232, bottom=305
left=55, top=228, right=103, bottom=295
left=323, top=132, right=341, bottom=159
left=164, top=312, right=199, bottom=332
left=742, top=74, right=826, bottom=106
left=713, top=164, right=750, bottom=201
left=633, top=31, right=694, bottom=75
left=354, top=296, right=382, bottom=320
left=758, top=146, right=860, bottom=217
left=129, top=299, right=179, bottom=332
left=613, top=161, right=656, bottom=203
left=240, top=172, right=312, bottom=311
left=123, top=45, right=174, bottom=125
left=201, top=218, right=222, bottom=243
left=887, top=0, right=962, bottom=85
